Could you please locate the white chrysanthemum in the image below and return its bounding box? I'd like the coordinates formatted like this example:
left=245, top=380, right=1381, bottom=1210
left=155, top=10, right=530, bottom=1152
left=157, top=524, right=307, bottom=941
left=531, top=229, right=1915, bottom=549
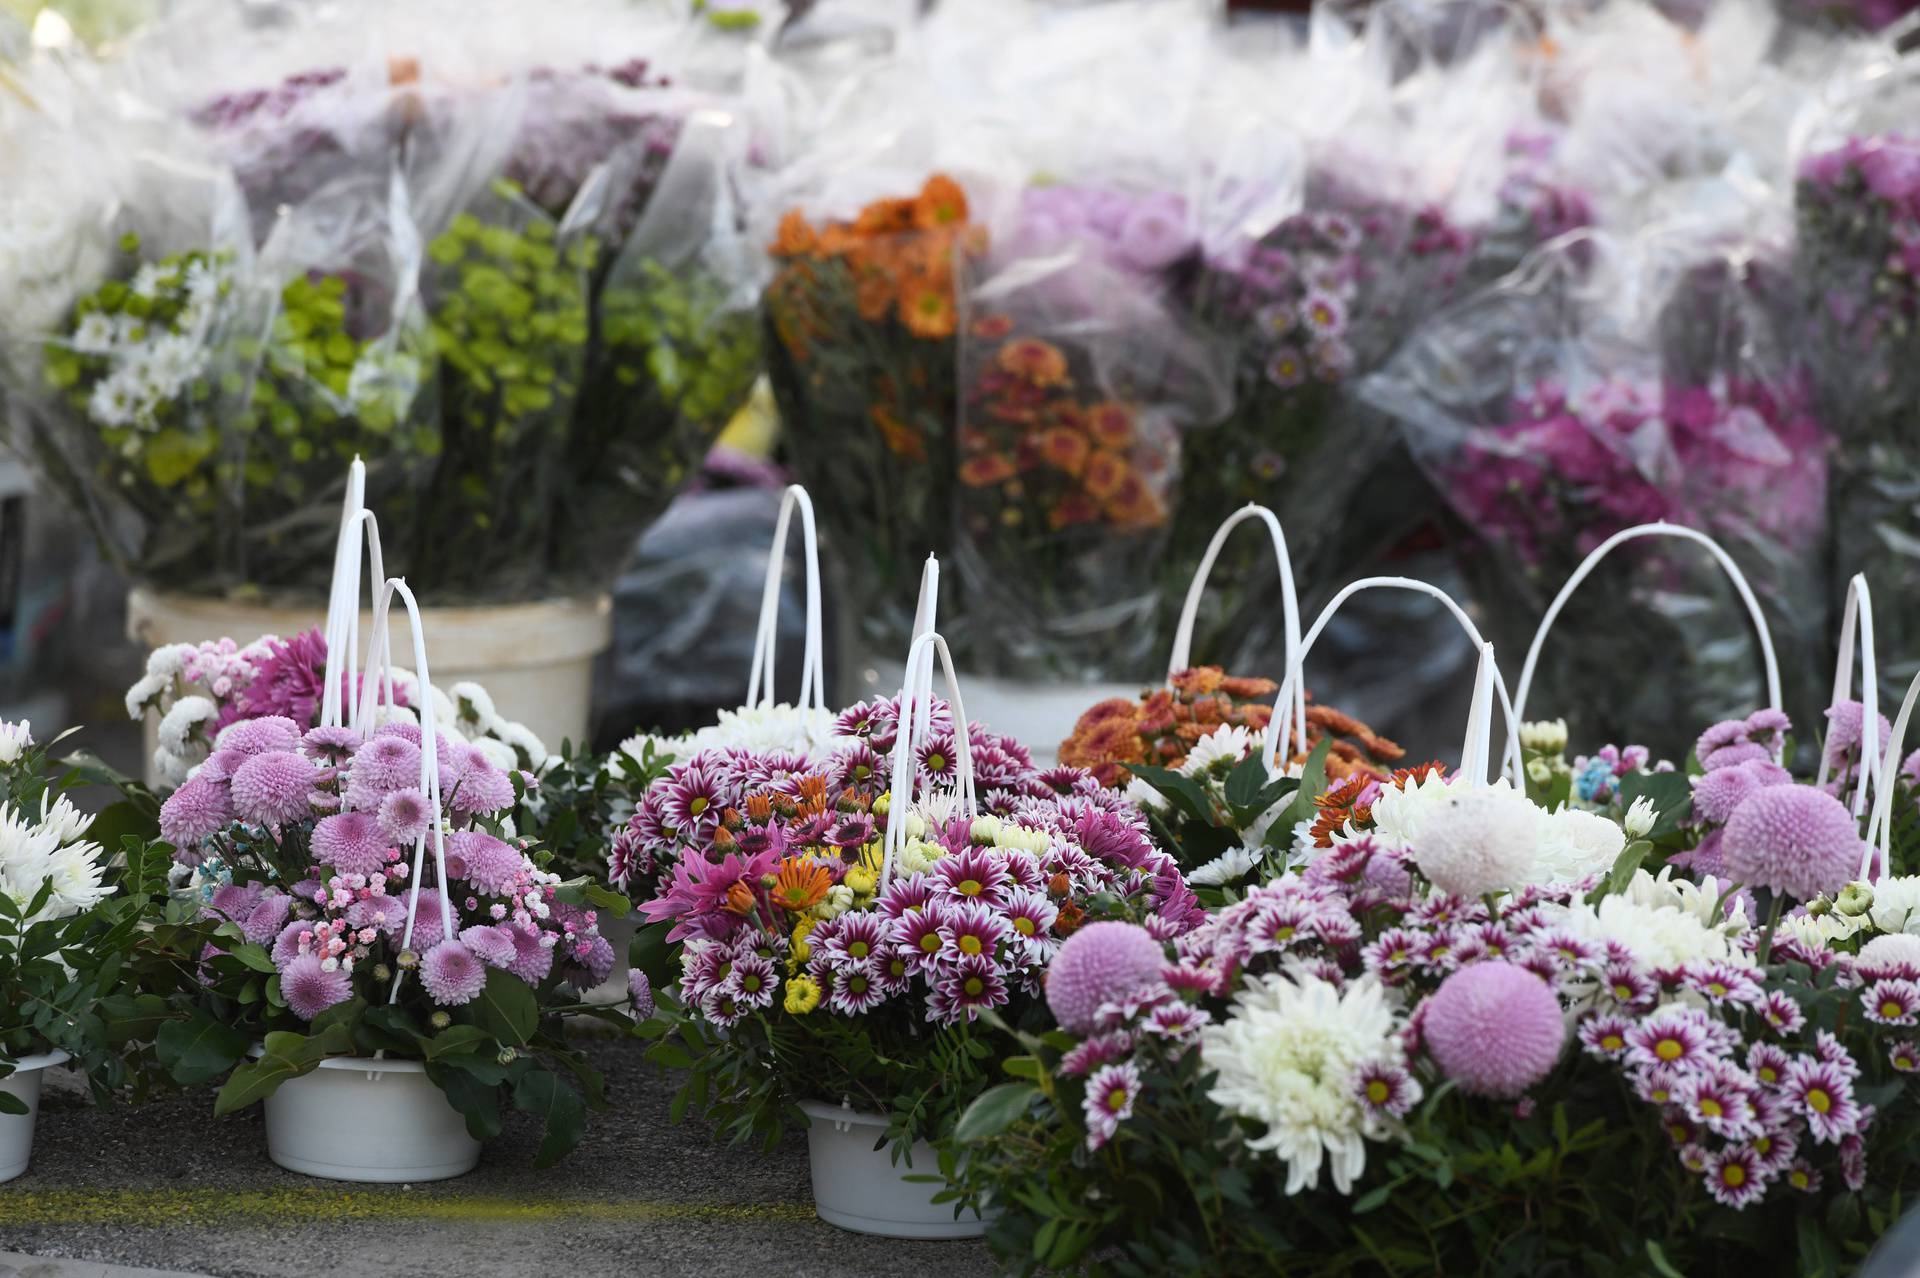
left=1550, top=891, right=1748, bottom=971
left=0, top=720, right=30, bottom=765
left=1528, top=807, right=1626, bottom=885
left=610, top=734, right=681, bottom=781
left=1348, top=769, right=1455, bottom=850
left=144, top=643, right=187, bottom=681
left=914, top=790, right=961, bottom=831
left=1868, top=877, right=1920, bottom=935
left=1200, top=972, right=1405, bottom=1195
left=44, top=842, right=109, bottom=914
left=0, top=801, right=112, bottom=925
left=451, top=681, right=497, bottom=724
left=125, top=674, right=168, bottom=721
left=684, top=704, right=837, bottom=762
left=493, top=720, right=549, bottom=770
left=970, top=817, right=1048, bottom=855
left=156, top=695, right=216, bottom=755
left=1407, top=783, right=1543, bottom=898
left=154, top=748, right=195, bottom=790
left=890, top=837, right=944, bottom=879
left=1124, top=775, right=1168, bottom=813
left=1624, top=867, right=1750, bottom=930
left=1777, top=909, right=1867, bottom=949
left=1189, top=846, right=1259, bottom=888
left=37, top=793, right=92, bottom=847
left=1181, top=726, right=1254, bottom=777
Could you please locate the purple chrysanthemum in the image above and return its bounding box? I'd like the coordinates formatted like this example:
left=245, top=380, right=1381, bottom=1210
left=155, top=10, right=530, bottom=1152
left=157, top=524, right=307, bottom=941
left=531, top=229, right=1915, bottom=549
left=300, top=725, right=362, bottom=761
left=1626, top=1006, right=1722, bottom=1072
left=1703, top=1145, right=1767, bottom=1208
left=507, top=922, right=553, bottom=984
left=228, top=750, right=316, bottom=827
left=205, top=881, right=266, bottom=926
left=1862, top=977, right=1920, bottom=1027
left=346, top=894, right=408, bottom=936
left=281, top=952, right=352, bottom=1020
left=1757, top=989, right=1807, bottom=1034
left=1782, top=1056, right=1862, bottom=1144
left=272, top=918, right=310, bottom=966
left=197, top=748, right=248, bottom=784
left=401, top=889, right=452, bottom=950
left=420, top=940, right=488, bottom=1005
left=1577, top=1012, right=1633, bottom=1059
left=242, top=892, right=294, bottom=946
left=449, top=746, right=516, bottom=819
left=935, top=951, right=1010, bottom=1021
left=215, top=715, right=303, bottom=758
left=932, top=847, right=1011, bottom=905
left=1045, top=921, right=1166, bottom=1034
left=311, top=812, right=390, bottom=878
left=1692, top=761, right=1789, bottom=825
left=461, top=923, right=519, bottom=968
left=377, top=787, right=431, bottom=846
left=565, top=933, right=616, bottom=989
left=1421, top=961, right=1565, bottom=1098
left=1354, top=1060, right=1421, bottom=1118
left=445, top=830, right=524, bottom=897
left=159, top=776, right=233, bottom=848
left=1723, top=785, right=1862, bottom=900
left=345, top=734, right=422, bottom=810
left=628, top=970, right=654, bottom=1020
left=1824, top=699, right=1892, bottom=775
left=937, top=900, right=1012, bottom=965
left=1082, top=1060, right=1140, bottom=1151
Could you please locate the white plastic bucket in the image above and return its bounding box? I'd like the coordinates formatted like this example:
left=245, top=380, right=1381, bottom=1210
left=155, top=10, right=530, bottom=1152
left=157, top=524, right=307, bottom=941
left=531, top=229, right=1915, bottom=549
left=262, top=1056, right=481, bottom=1182
left=127, top=587, right=612, bottom=777
left=0, top=1050, right=69, bottom=1183
left=798, top=1100, right=989, bottom=1239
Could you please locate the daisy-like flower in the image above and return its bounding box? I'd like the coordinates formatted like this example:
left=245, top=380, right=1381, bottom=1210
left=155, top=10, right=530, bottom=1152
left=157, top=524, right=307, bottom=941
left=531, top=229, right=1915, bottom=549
left=1082, top=1060, right=1141, bottom=1151
left=1635, top=1066, right=1684, bottom=1107
left=936, top=952, right=1010, bottom=1022
left=1682, top=960, right=1763, bottom=1008
left=938, top=900, right=1013, bottom=964
left=1145, top=1002, right=1209, bottom=1042
left=876, top=872, right=936, bottom=919
left=770, top=857, right=834, bottom=913
left=1756, top=989, right=1806, bottom=1034
left=890, top=903, right=952, bottom=972
left=1889, top=1040, right=1920, bottom=1074
left=1703, top=1145, right=1767, bottom=1208
left=1862, top=977, right=1920, bottom=1026
left=660, top=761, right=724, bottom=837
left=731, top=952, right=779, bottom=1010
left=1353, top=1060, right=1422, bottom=1119
left=1060, top=1031, right=1133, bottom=1078
left=1785, top=1159, right=1822, bottom=1194
left=1781, top=1056, right=1862, bottom=1144
left=1674, top=1064, right=1761, bottom=1139
left=1625, top=1007, right=1723, bottom=1072
left=1815, top=1029, right=1862, bottom=1080
left=1747, top=1041, right=1791, bottom=1087
left=1001, top=888, right=1059, bottom=961
left=1578, top=1013, right=1633, bottom=1059
left=1298, top=290, right=1347, bottom=337
left=1265, top=348, right=1308, bottom=389
left=820, top=912, right=887, bottom=972
left=1362, top=927, right=1422, bottom=981
left=1601, top=962, right=1658, bottom=1011
left=932, top=847, right=1011, bottom=905
left=826, top=965, right=888, bottom=1015
left=1840, top=1134, right=1867, bottom=1191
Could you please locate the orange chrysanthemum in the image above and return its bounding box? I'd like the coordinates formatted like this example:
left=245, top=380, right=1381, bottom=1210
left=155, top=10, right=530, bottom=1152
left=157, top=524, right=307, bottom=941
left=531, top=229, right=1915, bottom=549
left=1037, top=425, right=1092, bottom=476
left=856, top=197, right=919, bottom=237
left=1048, top=492, right=1101, bottom=530
left=1081, top=449, right=1131, bottom=502
left=771, top=209, right=818, bottom=258
left=997, top=338, right=1070, bottom=388
left=960, top=452, right=1021, bottom=487
left=971, top=312, right=1015, bottom=340
left=1085, top=401, right=1135, bottom=448
left=770, top=857, right=833, bottom=913
left=898, top=273, right=957, bottom=340
left=724, top=880, right=757, bottom=915
left=745, top=794, right=773, bottom=823
left=914, top=174, right=969, bottom=228
left=870, top=404, right=926, bottom=461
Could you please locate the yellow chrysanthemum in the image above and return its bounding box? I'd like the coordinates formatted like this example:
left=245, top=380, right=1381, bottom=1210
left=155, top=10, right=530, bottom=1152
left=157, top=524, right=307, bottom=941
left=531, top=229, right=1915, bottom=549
left=845, top=866, right=877, bottom=897
left=790, top=916, right=818, bottom=968
left=784, top=975, right=822, bottom=1015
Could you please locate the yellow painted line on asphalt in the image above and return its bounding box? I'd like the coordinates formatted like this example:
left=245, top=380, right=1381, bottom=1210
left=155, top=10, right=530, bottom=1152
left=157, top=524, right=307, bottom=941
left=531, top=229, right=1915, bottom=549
left=0, top=1188, right=816, bottom=1227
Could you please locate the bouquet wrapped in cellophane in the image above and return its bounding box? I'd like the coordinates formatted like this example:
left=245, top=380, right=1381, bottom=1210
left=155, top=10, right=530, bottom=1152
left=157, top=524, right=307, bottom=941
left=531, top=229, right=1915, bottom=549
left=0, top=0, right=760, bottom=603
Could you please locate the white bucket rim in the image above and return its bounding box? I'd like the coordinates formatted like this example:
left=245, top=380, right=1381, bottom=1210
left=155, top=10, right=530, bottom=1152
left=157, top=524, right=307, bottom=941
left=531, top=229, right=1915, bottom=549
left=246, top=1045, right=430, bottom=1076
left=5, top=1050, right=69, bottom=1074
left=798, top=1098, right=886, bottom=1128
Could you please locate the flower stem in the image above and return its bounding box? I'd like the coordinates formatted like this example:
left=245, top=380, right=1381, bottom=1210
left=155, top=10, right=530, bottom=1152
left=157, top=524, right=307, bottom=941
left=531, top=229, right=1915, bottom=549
left=1755, top=890, right=1785, bottom=968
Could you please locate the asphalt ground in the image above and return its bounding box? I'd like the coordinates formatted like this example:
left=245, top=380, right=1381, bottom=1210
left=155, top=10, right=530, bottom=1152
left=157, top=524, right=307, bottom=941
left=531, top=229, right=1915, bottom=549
left=0, top=1033, right=998, bottom=1278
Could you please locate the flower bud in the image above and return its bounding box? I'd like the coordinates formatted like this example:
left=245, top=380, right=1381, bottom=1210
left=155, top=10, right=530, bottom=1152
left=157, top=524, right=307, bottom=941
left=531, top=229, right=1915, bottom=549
left=1518, top=718, right=1569, bottom=755
left=397, top=950, right=419, bottom=970
left=429, top=1010, right=452, bottom=1030
left=1623, top=796, right=1657, bottom=840
left=497, top=1047, right=518, bottom=1066
left=1836, top=882, right=1875, bottom=918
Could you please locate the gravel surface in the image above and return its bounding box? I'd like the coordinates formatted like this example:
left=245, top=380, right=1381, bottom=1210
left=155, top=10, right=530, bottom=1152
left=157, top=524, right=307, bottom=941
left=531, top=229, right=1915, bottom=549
left=0, top=1035, right=997, bottom=1278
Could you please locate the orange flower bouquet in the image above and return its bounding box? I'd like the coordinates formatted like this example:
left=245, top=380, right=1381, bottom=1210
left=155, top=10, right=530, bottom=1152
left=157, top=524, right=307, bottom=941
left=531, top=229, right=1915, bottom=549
left=763, top=175, right=981, bottom=651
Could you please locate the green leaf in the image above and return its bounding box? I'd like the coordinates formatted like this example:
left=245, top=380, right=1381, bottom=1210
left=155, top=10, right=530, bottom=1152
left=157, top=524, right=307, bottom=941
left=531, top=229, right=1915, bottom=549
left=1644, top=1240, right=1688, bottom=1278
left=156, top=1011, right=251, bottom=1086
left=98, top=994, right=172, bottom=1046
left=0, top=1090, right=27, bottom=1116
left=1274, top=738, right=1333, bottom=836
left=210, top=1025, right=347, bottom=1115
left=513, top=1070, right=587, bottom=1168
left=1620, top=769, right=1693, bottom=839
left=552, top=879, right=631, bottom=919
left=229, top=943, right=279, bottom=975
left=630, top=920, right=677, bottom=989
left=1224, top=750, right=1270, bottom=815
left=433, top=1063, right=505, bottom=1141
left=426, top=1025, right=493, bottom=1060
left=1588, top=840, right=1651, bottom=904
left=954, top=1082, right=1038, bottom=1143
left=472, top=967, right=538, bottom=1046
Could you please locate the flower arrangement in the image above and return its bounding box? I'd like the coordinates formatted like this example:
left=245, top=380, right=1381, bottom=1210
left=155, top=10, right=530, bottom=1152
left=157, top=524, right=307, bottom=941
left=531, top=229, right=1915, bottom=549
left=633, top=693, right=1202, bottom=1153
left=763, top=175, right=980, bottom=650
left=148, top=703, right=632, bottom=1164
left=126, top=628, right=545, bottom=788
left=949, top=742, right=1920, bottom=1276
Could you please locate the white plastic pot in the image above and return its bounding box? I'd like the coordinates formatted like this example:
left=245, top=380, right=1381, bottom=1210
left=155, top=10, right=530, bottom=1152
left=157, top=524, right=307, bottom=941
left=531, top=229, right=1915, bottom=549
left=852, top=661, right=1136, bottom=769
left=262, top=1056, right=480, bottom=1182
left=798, top=1100, right=988, bottom=1239
left=127, top=587, right=612, bottom=779
left=0, top=1050, right=69, bottom=1183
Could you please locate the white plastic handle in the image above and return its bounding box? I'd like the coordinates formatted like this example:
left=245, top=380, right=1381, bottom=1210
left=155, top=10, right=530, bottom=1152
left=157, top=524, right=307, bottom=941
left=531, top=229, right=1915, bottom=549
left=1819, top=574, right=1880, bottom=820
left=907, top=554, right=940, bottom=749
left=880, top=629, right=976, bottom=894
left=1166, top=503, right=1306, bottom=750
left=322, top=458, right=373, bottom=730
left=360, top=577, right=455, bottom=1000
left=1512, top=522, right=1783, bottom=762
left=1261, top=576, right=1525, bottom=787
left=1863, top=665, right=1920, bottom=884
left=744, top=485, right=826, bottom=713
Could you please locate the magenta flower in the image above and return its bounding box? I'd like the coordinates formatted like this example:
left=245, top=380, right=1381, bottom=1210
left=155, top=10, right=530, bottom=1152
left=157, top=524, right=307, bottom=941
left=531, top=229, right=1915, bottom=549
left=448, top=745, right=516, bottom=820
left=300, top=725, right=361, bottom=761
left=159, top=776, right=233, bottom=848
left=659, top=761, right=723, bottom=838
left=215, top=715, right=303, bottom=757
left=228, top=750, right=315, bottom=827
left=241, top=893, right=293, bottom=946
left=730, top=952, right=778, bottom=1010
left=1082, top=1060, right=1141, bottom=1151
left=876, top=872, right=935, bottom=920
left=1045, top=921, right=1167, bottom=1034
left=345, top=734, right=422, bottom=810
left=272, top=919, right=309, bottom=966
left=420, top=940, right=488, bottom=1006
left=1421, top=961, right=1566, bottom=1098
left=401, top=888, right=452, bottom=951
left=1890, top=1041, right=1920, bottom=1074
left=1782, top=1057, right=1862, bottom=1144
left=445, top=830, right=524, bottom=896
left=1747, top=1042, right=1791, bottom=1087
left=1722, top=785, right=1862, bottom=900
left=827, top=965, right=887, bottom=1015
left=1001, top=888, right=1060, bottom=962
left=281, top=952, right=351, bottom=1020
left=311, top=812, right=389, bottom=878
left=1681, top=960, right=1763, bottom=1008
left=931, top=847, right=1010, bottom=906
left=1060, top=1031, right=1134, bottom=1078
left=1144, top=1002, right=1208, bottom=1042
left=1625, top=1007, right=1722, bottom=1072
left=1863, top=977, right=1920, bottom=1026
left=1756, top=989, right=1806, bottom=1034
left=890, top=903, right=952, bottom=974
left=346, top=894, right=408, bottom=937
left=820, top=913, right=887, bottom=973
left=460, top=923, right=519, bottom=969
left=1353, top=1061, right=1421, bottom=1118
left=628, top=970, right=654, bottom=1020
left=1674, top=1065, right=1761, bottom=1139
left=377, top=787, right=431, bottom=846
left=1577, top=1013, right=1633, bottom=1059
left=1703, top=1145, right=1767, bottom=1208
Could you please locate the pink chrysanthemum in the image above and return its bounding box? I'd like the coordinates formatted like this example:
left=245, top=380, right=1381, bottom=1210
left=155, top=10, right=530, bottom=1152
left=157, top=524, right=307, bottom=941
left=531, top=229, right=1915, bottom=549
left=346, top=894, right=408, bottom=937
left=377, top=787, right=431, bottom=846
left=215, top=715, right=303, bottom=758
left=420, top=940, right=488, bottom=1005
left=445, top=830, right=525, bottom=897
left=272, top=918, right=310, bottom=966
left=1691, top=761, right=1789, bottom=825
left=628, top=970, right=654, bottom=1020
left=449, top=745, right=516, bottom=818
left=1722, top=785, right=1862, bottom=900
left=1824, top=699, right=1892, bottom=775
left=507, top=922, right=553, bottom=984
left=281, top=952, right=352, bottom=1020
left=228, top=750, right=316, bottom=827
left=564, top=933, right=617, bottom=989
left=1858, top=932, right=1920, bottom=979
left=242, top=893, right=294, bottom=946
left=197, top=748, right=248, bottom=783
left=300, top=725, right=362, bottom=761
left=311, top=812, right=390, bottom=878
left=159, top=776, right=233, bottom=848
left=461, top=922, right=519, bottom=969
left=206, top=881, right=266, bottom=926
left=401, top=889, right=453, bottom=950
left=1045, top=921, right=1167, bottom=1034
left=1421, top=961, right=1565, bottom=1098
left=345, top=734, right=422, bottom=809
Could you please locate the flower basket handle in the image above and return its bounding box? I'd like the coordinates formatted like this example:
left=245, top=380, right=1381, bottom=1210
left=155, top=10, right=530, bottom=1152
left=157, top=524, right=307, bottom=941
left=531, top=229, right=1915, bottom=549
left=1864, top=664, right=1920, bottom=884
left=1818, top=573, right=1881, bottom=821
left=1511, top=521, right=1783, bottom=760
left=904, top=553, right=940, bottom=750
left=1259, top=576, right=1524, bottom=788
left=1165, top=503, right=1306, bottom=750
left=321, top=457, right=389, bottom=734
left=880, top=628, right=977, bottom=894
left=358, top=575, right=456, bottom=1001
left=745, top=484, right=827, bottom=714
